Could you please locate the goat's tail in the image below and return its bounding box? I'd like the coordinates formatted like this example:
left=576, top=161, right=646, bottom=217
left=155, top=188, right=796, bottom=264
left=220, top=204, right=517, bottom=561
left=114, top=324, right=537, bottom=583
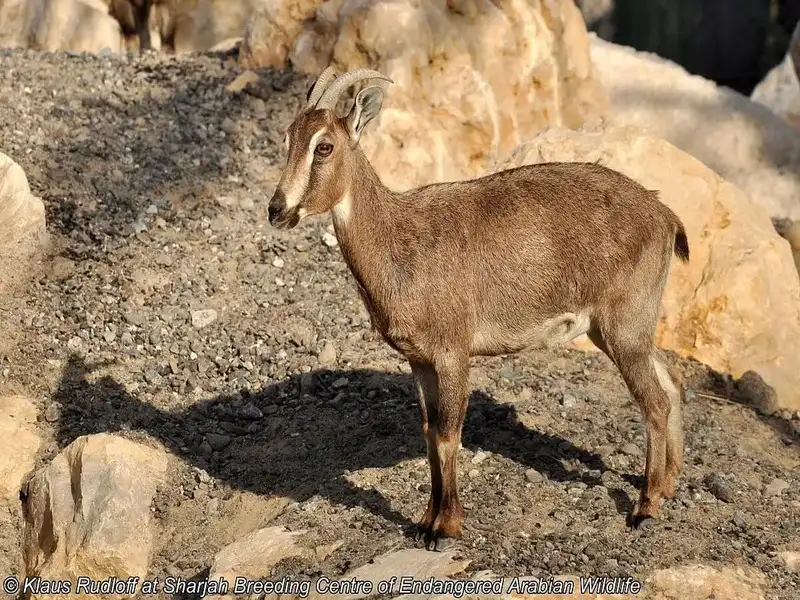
left=673, top=220, right=690, bottom=263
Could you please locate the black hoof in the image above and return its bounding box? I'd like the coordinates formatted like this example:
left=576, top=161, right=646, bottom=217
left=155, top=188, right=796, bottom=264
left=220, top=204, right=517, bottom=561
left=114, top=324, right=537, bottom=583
left=424, top=531, right=459, bottom=552
left=407, top=523, right=431, bottom=545
left=429, top=537, right=458, bottom=552
left=628, top=510, right=656, bottom=530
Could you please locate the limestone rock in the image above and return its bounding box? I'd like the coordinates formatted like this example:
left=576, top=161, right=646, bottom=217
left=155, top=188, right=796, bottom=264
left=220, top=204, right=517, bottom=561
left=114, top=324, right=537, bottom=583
left=0, top=153, right=46, bottom=249
left=209, top=525, right=305, bottom=589
left=23, top=434, right=170, bottom=593
left=239, top=0, right=326, bottom=69
left=0, top=395, right=41, bottom=507
left=308, top=548, right=470, bottom=600
left=0, top=0, right=125, bottom=53
left=225, top=70, right=259, bottom=93
left=589, top=35, right=800, bottom=221
left=646, top=564, right=767, bottom=600
left=276, top=0, right=608, bottom=191
left=778, top=551, right=800, bottom=573
left=153, top=0, right=257, bottom=53
left=496, top=122, right=800, bottom=413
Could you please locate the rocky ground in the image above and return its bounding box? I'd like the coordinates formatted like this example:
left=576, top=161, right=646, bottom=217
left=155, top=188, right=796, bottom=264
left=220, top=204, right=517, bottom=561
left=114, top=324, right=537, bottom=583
left=0, top=49, right=798, bottom=599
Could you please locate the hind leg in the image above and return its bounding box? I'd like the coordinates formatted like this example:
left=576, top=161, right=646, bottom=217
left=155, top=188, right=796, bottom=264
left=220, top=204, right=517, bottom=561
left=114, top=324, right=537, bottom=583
left=652, top=349, right=684, bottom=499
left=589, top=327, right=675, bottom=524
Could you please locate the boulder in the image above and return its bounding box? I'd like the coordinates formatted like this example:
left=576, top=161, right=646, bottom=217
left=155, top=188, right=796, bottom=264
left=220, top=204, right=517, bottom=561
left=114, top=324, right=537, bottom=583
left=0, top=154, right=48, bottom=359
left=208, top=525, right=306, bottom=590
left=0, top=153, right=46, bottom=249
left=0, top=0, right=125, bottom=53
left=646, top=564, right=766, bottom=600
left=23, top=434, right=169, bottom=595
left=0, top=396, right=41, bottom=507
left=239, top=0, right=326, bottom=69
left=243, top=0, right=608, bottom=190
left=495, top=122, right=800, bottom=413
left=151, top=0, right=259, bottom=54
left=0, top=395, right=40, bottom=586
left=589, top=35, right=800, bottom=222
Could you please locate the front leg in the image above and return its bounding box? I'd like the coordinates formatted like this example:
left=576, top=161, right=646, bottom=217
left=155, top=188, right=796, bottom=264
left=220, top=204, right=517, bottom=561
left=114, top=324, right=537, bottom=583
left=429, top=353, right=470, bottom=550
left=410, top=361, right=441, bottom=541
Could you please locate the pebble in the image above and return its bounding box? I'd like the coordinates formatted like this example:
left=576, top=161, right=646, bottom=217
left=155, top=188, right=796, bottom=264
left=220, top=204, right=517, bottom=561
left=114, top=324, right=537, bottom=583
left=221, top=117, right=235, bottom=134
left=332, top=377, right=349, bottom=389
left=517, top=387, right=533, bottom=401
left=272, top=256, right=285, bottom=268
left=525, top=468, right=544, bottom=483
left=471, top=450, right=489, bottom=465
left=764, top=478, right=789, bottom=497
left=143, top=369, right=162, bottom=385
left=732, top=511, right=749, bottom=529
left=191, top=309, right=218, bottom=329
left=322, top=232, right=338, bottom=247
left=621, top=442, right=641, bottom=457
left=239, top=402, right=263, bottom=420
left=318, top=342, right=337, bottom=366
left=704, top=473, right=734, bottom=503
left=206, top=433, right=232, bottom=450
left=44, top=403, right=61, bottom=423
left=559, top=392, right=579, bottom=408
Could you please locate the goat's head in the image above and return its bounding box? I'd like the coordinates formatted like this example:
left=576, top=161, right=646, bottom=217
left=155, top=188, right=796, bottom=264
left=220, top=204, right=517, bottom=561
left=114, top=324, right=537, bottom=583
left=268, top=67, right=393, bottom=230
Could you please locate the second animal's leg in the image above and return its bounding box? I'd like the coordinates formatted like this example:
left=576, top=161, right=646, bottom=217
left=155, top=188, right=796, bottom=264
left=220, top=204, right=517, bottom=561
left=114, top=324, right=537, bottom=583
left=135, top=0, right=153, bottom=51
left=428, top=353, right=470, bottom=550
left=410, top=361, right=441, bottom=541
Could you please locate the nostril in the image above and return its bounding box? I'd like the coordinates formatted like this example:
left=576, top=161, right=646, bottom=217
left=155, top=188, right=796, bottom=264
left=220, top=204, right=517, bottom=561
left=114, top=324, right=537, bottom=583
left=268, top=191, right=286, bottom=218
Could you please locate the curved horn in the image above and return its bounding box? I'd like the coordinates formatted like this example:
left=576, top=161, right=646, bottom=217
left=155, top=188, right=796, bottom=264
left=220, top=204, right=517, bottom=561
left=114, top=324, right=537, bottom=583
left=315, top=68, right=393, bottom=110
left=306, top=66, right=338, bottom=107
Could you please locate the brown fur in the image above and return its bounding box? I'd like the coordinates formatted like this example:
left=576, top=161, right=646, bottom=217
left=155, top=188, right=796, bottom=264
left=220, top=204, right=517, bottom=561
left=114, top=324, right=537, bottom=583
left=269, top=100, right=690, bottom=548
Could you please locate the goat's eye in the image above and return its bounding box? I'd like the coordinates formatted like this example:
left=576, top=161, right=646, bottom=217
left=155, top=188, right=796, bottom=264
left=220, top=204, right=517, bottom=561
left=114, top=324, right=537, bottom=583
left=315, top=143, right=333, bottom=157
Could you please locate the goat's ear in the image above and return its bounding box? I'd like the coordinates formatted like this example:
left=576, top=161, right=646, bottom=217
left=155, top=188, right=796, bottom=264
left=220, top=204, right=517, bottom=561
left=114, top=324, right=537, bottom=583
left=345, top=85, right=384, bottom=146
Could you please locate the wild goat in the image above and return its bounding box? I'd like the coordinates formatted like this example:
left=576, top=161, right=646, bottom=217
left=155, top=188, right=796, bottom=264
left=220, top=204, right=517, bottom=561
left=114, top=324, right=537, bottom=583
left=268, top=67, right=690, bottom=550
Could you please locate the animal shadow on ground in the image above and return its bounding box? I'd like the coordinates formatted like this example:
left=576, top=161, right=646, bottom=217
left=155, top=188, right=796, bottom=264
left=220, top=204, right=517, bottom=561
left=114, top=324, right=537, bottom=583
left=50, top=354, right=624, bottom=533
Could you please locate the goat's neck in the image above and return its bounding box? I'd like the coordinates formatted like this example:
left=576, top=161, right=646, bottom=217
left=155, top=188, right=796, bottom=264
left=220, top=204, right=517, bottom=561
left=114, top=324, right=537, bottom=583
left=330, top=150, right=402, bottom=300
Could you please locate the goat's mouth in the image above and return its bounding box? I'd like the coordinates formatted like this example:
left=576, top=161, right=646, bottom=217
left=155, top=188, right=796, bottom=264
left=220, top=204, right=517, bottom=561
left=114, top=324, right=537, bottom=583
left=269, top=208, right=301, bottom=231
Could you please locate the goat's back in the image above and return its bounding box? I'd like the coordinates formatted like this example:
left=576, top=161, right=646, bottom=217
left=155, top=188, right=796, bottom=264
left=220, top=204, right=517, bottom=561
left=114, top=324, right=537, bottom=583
left=399, top=161, right=683, bottom=327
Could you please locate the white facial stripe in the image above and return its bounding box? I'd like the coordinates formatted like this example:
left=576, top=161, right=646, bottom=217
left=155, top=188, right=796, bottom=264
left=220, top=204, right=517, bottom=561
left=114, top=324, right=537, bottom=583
left=283, top=128, right=327, bottom=209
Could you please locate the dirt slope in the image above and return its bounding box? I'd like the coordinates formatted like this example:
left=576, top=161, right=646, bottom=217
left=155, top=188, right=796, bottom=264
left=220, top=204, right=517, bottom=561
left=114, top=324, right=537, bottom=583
left=0, top=49, right=798, bottom=598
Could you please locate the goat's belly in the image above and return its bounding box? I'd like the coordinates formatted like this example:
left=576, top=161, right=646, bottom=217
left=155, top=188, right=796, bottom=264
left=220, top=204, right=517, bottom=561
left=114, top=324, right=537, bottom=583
left=470, top=312, right=591, bottom=356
